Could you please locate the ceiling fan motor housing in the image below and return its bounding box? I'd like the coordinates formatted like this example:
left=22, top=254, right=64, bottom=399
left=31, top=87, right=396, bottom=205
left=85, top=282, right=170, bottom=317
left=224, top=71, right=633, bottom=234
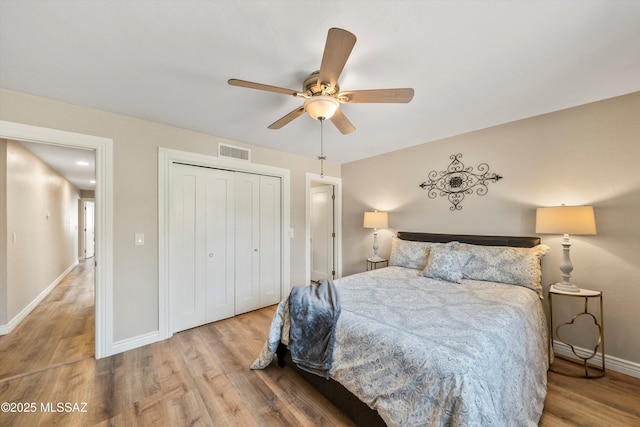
left=303, top=70, right=340, bottom=96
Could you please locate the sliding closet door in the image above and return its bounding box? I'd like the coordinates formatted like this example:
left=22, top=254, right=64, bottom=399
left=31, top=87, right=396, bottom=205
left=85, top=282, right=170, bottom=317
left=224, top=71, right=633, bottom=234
left=170, top=164, right=235, bottom=333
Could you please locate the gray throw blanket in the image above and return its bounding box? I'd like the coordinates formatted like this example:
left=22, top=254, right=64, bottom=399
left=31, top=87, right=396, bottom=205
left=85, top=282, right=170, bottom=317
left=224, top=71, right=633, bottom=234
left=289, top=279, right=341, bottom=379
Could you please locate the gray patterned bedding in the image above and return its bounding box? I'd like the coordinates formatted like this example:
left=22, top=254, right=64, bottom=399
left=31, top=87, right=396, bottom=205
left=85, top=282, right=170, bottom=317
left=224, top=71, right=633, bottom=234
left=253, top=265, right=548, bottom=426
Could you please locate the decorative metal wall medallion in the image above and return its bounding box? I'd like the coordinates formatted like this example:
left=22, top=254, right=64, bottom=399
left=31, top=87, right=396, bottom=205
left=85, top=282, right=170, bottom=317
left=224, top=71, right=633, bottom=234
left=419, top=153, right=503, bottom=211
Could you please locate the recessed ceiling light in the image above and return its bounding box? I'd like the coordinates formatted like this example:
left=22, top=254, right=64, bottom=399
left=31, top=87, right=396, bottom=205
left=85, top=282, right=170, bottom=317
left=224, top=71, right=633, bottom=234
left=76, top=161, right=89, bottom=166
left=90, top=180, right=96, bottom=184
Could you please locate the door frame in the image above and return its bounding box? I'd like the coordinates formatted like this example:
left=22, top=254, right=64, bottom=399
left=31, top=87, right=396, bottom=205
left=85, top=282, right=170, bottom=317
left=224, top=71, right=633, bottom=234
left=305, top=173, right=342, bottom=284
left=158, top=147, right=291, bottom=340
left=0, top=120, right=113, bottom=359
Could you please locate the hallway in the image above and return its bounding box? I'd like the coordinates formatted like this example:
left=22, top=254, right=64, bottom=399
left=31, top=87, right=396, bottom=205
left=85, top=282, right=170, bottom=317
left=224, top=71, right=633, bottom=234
left=0, top=260, right=94, bottom=380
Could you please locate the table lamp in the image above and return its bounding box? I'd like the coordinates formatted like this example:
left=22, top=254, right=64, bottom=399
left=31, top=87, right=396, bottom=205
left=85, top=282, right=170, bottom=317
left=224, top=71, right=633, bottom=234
left=363, top=210, right=388, bottom=262
left=535, top=205, right=597, bottom=292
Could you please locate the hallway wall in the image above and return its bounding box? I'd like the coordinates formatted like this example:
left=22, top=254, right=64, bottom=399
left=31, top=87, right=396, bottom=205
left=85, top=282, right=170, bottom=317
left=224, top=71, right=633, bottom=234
left=1, top=139, right=80, bottom=332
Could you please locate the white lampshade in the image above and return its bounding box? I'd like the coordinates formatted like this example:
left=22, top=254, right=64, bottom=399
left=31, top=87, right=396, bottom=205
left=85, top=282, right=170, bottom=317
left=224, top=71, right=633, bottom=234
left=536, top=205, right=597, bottom=235
left=535, top=205, right=596, bottom=293
left=304, top=96, right=339, bottom=120
left=363, top=211, right=388, bottom=229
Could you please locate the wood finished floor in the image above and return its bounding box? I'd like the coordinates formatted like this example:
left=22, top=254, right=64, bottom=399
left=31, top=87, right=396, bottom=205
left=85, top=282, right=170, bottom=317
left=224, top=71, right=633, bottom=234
left=0, top=260, right=95, bottom=381
left=1, top=262, right=639, bottom=426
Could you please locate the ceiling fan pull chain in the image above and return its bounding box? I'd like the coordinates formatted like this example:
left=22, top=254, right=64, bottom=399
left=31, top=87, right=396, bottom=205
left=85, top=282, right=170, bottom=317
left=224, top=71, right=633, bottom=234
left=318, top=118, right=326, bottom=178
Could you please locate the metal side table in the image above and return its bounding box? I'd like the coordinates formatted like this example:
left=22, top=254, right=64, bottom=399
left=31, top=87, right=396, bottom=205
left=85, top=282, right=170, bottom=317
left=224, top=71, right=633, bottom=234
left=548, top=285, right=605, bottom=378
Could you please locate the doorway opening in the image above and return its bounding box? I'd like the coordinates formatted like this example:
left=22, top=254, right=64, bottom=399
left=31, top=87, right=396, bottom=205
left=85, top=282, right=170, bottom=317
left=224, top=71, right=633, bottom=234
left=305, top=173, right=342, bottom=284
left=0, top=120, right=113, bottom=358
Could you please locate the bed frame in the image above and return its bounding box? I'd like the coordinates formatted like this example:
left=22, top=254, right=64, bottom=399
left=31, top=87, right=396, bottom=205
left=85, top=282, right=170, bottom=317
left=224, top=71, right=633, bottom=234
left=280, top=231, right=541, bottom=426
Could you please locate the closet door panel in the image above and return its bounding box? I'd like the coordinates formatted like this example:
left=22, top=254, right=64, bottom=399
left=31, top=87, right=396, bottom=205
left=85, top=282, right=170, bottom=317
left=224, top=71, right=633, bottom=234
left=205, top=169, right=236, bottom=322
left=171, top=163, right=283, bottom=328
left=234, top=172, right=261, bottom=314
left=170, top=164, right=206, bottom=333
left=259, top=175, right=282, bottom=306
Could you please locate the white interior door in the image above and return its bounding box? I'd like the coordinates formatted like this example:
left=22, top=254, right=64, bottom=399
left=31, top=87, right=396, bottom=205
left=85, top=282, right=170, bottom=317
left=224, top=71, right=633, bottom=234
left=170, top=164, right=236, bottom=333
left=235, top=173, right=282, bottom=314
left=234, top=172, right=261, bottom=315
left=259, top=175, right=281, bottom=307
left=310, top=184, right=334, bottom=282
left=171, top=164, right=207, bottom=332
left=171, top=164, right=282, bottom=330
left=84, top=201, right=95, bottom=259
left=204, top=168, right=236, bottom=323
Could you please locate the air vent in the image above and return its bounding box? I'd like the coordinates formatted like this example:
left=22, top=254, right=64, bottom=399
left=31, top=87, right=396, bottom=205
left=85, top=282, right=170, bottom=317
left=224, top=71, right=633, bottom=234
left=218, top=143, right=251, bottom=162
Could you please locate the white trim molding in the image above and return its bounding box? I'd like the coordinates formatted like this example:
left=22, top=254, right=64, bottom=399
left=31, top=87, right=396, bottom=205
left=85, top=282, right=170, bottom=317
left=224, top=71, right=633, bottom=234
left=0, top=260, right=78, bottom=335
left=0, top=120, right=114, bottom=359
left=111, top=331, right=163, bottom=355
left=552, top=340, right=640, bottom=379
left=158, top=147, right=291, bottom=339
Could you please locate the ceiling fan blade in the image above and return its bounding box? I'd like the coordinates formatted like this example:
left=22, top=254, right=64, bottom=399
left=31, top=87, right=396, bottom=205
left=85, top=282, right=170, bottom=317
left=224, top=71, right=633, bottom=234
left=268, top=106, right=306, bottom=129
left=228, top=79, right=300, bottom=97
left=340, top=88, right=415, bottom=103
left=330, top=109, right=356, bottom=135
left=318, top=28, right=357, bottom=90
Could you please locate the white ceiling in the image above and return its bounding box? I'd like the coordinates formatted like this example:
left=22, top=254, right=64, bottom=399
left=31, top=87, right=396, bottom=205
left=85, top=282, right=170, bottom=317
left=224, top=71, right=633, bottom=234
left=18, top=141, right=96, bottom=191
left=1, top=0, right=640, bottom=171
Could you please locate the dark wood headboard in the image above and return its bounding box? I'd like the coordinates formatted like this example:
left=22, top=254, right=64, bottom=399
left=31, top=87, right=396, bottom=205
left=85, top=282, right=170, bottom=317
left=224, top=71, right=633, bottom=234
left=397, top=231, right=540, bottom=248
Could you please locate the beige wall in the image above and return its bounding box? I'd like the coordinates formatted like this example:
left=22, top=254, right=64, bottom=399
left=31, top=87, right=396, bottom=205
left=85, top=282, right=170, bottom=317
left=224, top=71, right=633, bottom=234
left=3, top=86, right=638, bottom=367
left=4, top=139, right=80, bottom=322
left=342, top=92, right=640, bottom=365
left=0, top=88, right=340, bottom=342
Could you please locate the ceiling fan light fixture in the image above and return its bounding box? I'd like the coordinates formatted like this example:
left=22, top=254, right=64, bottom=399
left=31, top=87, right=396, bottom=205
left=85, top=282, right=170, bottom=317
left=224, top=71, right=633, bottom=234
left=229, top=28, right=413, bottom=134
left=304, top=95, right=339, bottom=120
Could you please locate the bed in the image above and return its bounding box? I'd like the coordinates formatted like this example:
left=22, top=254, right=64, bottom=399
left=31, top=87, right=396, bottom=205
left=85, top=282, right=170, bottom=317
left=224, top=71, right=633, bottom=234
left=252, top=232, right=550, bottom=426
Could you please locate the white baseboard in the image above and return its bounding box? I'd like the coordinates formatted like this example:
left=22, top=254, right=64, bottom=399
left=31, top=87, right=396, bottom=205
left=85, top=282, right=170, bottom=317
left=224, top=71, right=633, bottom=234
left=552, top=340, right=640, bottom=379
left=0, top=260, right=79, bottom=336
left=110, top=330, right=163, bottom=356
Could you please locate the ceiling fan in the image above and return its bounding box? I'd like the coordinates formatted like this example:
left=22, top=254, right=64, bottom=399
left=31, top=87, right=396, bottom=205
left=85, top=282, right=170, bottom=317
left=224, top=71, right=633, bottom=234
left=228, top=27, right=414, bottom=135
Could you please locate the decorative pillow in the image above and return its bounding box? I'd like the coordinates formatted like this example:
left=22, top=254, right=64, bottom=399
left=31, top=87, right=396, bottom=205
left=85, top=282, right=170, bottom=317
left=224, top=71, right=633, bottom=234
left=389, top=237, right=431, bottom=269
left=420, top=246, right=472, bottom=283
left=460, top=243, right=549, bottom=295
